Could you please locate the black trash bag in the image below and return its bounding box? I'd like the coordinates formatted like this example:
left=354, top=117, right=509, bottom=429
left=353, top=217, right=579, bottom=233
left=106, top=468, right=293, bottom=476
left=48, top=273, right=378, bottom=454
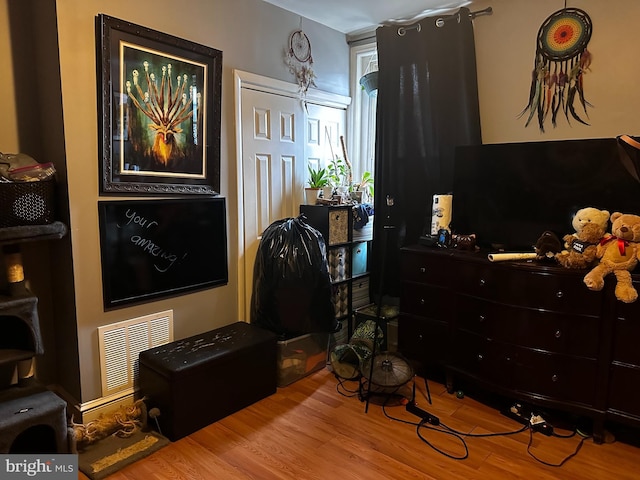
left=250, top=215, right=337, bottom=338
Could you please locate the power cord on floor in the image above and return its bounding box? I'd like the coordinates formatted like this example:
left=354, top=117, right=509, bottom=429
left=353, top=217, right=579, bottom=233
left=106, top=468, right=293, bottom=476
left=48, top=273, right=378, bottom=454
left=352, top=378, right=591, bottom=466
left=381, top=397, right=529, bottom=461
left=334, top=373, right=361, bottom=398
left=526, top=427, right=590, bottom=467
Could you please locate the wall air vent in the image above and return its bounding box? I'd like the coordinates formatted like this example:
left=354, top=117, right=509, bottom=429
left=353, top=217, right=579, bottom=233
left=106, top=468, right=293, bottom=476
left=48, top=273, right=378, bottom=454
left=97, top=310, right=173, bottom=396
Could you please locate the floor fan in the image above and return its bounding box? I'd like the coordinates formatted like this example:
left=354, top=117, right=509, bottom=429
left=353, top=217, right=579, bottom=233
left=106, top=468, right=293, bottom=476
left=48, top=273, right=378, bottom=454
left=361, top=351, right=414, bottom=393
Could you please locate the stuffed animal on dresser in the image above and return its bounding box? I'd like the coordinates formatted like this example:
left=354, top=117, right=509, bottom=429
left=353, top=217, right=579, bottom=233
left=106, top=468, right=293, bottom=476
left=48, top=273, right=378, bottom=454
left=583, top=212, right=640, bottom=303
left=534, top=230, right=562, bottom=260
left=556, top=207, right=609, bottom=269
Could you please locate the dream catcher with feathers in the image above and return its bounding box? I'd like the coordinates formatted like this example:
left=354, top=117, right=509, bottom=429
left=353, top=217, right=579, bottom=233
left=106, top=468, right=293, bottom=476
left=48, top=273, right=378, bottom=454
left=519, top=7, right=593, bottom=132
left=285, top=27, right=316, bottom=97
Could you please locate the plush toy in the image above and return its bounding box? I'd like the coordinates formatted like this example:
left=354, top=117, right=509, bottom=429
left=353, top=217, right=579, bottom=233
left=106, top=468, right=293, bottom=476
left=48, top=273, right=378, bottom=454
left=583, top=212, right=640, bottom=303
left=556, top=207, right=609, bottom=269
left=534, top=230, right=562, bottom=260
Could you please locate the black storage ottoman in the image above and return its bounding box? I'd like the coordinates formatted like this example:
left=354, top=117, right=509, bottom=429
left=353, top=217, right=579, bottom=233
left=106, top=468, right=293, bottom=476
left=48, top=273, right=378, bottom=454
left=139, top=321, right=277, bottom=441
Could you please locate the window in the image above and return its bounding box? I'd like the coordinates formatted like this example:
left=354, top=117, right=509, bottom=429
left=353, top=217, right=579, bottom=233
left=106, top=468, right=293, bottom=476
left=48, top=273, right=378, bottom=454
left=349, top=43, right=378, bottom=194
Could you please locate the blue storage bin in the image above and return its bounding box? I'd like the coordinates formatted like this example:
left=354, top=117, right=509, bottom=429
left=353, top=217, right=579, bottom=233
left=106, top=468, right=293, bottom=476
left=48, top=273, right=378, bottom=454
left=352, top=241, right=368, bottom=276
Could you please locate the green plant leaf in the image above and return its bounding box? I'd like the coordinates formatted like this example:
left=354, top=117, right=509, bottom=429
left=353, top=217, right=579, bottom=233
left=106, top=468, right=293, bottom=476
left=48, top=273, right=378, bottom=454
left=307, top=165, right=329, bottom=188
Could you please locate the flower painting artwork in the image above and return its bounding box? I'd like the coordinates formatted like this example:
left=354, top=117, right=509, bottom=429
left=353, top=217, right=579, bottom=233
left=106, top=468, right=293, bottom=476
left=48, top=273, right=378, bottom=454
left=120, top=44, right=206, bottom=177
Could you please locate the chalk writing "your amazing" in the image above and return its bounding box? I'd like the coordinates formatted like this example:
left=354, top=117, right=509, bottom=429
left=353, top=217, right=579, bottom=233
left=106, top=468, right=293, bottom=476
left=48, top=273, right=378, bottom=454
left=124, top=209, right=186, bottom=273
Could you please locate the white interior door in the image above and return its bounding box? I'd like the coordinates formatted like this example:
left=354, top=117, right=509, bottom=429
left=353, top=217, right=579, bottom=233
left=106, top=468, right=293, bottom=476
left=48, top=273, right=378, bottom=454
left=235, top=70, right=350, bottom=322
left=240, top=88, right=304, bottom=321
left=304, top=102, right=347, bottom=178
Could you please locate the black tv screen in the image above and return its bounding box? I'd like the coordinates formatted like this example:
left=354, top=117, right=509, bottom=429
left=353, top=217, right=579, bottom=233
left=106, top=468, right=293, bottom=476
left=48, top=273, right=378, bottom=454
left=98, top=197, right=228, bottom=309
left=452, top=138, right=640, bottom=251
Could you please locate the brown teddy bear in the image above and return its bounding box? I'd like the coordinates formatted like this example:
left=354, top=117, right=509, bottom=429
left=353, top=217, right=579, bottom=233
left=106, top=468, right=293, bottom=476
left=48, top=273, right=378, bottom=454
left=556, top=207, right=609, bottom=269
left=583, top=212, right=640, bottom=303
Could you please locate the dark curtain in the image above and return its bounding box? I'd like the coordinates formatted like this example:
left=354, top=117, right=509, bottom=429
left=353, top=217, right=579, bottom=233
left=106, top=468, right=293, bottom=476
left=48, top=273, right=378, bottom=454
left=371, top=7, right=482, bottom=299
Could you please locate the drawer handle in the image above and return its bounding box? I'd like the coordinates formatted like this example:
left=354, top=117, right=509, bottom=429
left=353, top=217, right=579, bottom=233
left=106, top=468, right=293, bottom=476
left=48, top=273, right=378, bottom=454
left=552, top=374, right=559, bottom=382
left=556, top=291, right=564, bottom=298
left=477, top=354, right=484, bottom=362
left=420, top=267, right=426, bottom=274
left=356, top=248, right=362, bottom=254
left=479, top=279, right=486, bottom=287
left=420, top=298, right=425, bottom=305
left=478, top=315, right=485, bottom=323
left=555, top=330, right=562, bottom=339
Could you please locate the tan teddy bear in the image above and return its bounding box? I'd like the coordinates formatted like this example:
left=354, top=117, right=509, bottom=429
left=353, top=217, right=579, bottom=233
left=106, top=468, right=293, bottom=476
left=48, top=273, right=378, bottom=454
left=556, top=207, right=609, bottom=269
left=583, top=212, right=640, bottom=303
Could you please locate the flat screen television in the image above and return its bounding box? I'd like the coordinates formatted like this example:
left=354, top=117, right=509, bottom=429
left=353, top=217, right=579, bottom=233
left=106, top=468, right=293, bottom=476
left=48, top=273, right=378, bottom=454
left=452, top=138, right=640, bottom=251
left=98, top=197, right=228, bottom=309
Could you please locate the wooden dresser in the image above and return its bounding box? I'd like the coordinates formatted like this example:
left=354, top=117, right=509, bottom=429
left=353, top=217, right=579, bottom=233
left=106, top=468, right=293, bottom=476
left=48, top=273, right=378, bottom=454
left=399, top=244, right=640, bottom=443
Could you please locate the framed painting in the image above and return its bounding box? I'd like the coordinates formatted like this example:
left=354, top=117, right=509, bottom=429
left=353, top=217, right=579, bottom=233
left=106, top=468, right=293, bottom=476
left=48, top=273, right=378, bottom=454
left=96, top=14, right=222, bottom=195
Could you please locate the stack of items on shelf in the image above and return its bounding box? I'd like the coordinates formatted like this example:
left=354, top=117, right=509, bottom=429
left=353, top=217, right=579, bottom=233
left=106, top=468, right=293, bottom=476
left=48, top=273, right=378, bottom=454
left=0, top=152, right=56, bottom=228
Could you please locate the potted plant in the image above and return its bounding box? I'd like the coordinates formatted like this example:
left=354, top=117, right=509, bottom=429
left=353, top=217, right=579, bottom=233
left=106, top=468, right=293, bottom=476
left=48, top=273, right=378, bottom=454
left=305, top=165, right=329, bottom=204
left=352, top=171, right=374, bottom=203
left=359, top=71, right=378, bottom=96
left=327, top=156, right=351, bottom=197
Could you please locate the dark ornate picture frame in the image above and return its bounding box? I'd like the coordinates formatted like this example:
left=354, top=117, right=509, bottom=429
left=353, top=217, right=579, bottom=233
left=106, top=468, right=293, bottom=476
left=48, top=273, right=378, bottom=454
left=96, top=14, right=222, bottom=195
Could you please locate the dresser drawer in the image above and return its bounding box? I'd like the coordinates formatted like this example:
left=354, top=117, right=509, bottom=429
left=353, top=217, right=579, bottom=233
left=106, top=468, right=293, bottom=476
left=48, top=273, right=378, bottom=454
left=453, top=262, right=602, bottom=314
left=401, top=250, right=452, bottom=287
left=608, top=364, right=640, bottom=417
left=398, top=314, right=449, bottom=364
left=509, top=348, right=598, bottom=406
left=612, top=296, right=640, bottom=366
left=455, top=295, right=600, bottom=357
left=452, top=330, right=516, bottom=388
left=453, top=331, right=598, bottom=405
left=400, top=281, right=452, bottom=321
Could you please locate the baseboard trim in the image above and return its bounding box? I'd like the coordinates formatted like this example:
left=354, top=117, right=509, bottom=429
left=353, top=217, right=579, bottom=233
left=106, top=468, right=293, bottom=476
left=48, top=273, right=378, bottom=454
left=79, top=388, right=137, bottom=423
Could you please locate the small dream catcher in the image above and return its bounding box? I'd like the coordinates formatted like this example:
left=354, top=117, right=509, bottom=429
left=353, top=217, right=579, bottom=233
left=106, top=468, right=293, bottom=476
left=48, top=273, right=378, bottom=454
left=285, top=28, right=316, bottom=97
left=519, top=7, right=593, bottom=132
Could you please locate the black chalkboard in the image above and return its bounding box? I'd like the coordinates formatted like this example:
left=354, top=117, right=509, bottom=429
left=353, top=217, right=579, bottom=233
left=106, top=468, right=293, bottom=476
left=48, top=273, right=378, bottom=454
left=98, top=197, right=228, bottom=309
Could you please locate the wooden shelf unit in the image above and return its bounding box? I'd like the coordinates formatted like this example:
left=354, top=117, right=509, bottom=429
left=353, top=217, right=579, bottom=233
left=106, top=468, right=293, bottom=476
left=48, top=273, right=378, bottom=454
left=300, top=205, right=373, bottom=339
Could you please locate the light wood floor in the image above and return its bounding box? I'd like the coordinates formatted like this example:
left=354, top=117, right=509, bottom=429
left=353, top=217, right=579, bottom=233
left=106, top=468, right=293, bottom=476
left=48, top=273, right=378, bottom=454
left=82, top=367, right=640, bottom=480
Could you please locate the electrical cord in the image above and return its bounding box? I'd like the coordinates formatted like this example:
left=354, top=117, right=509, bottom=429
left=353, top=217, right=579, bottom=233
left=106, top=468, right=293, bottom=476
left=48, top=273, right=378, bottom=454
left=333, top=373, right=590, bottom=467
left=551, top=429, right=578, bottom=439
left=370, top=381, right=589, bottom=466
left=334, top=374, right=361, bottom=398
left=526, top=428, right=590, bottom=467
left=415, top=416, right=530, bottom=461
left=416, top=420, right=470, bottom=460
left=380, top=394, right=527, bottom=461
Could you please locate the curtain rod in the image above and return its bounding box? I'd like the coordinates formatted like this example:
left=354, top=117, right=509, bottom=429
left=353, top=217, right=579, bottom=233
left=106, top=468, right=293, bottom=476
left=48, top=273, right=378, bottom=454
left=348, top=6, right=493, bottom=43
left=400, top=6, right=493, bottom=34
left=435, top=5, right=493, bottom=27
